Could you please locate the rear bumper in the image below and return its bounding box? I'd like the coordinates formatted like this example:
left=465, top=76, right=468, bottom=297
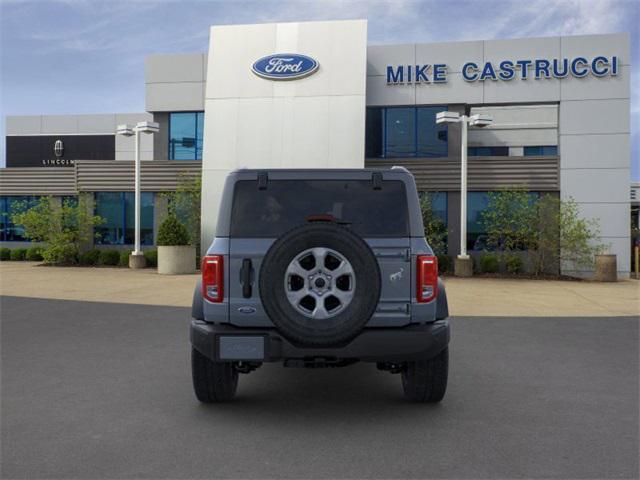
left=190, top=320, right=450, bottom=363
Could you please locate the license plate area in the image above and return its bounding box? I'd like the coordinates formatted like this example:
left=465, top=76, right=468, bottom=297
left=217, top=335, right=266, bottom=360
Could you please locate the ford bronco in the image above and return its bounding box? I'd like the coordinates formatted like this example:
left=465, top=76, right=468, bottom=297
left=190, top=168, right=450, bottom=403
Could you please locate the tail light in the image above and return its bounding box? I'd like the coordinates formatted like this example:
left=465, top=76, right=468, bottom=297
left=416, top=255, right=438, bottom=303
left=202, top=255, right=224, bottom=302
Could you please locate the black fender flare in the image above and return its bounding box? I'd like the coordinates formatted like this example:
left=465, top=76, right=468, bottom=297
left=192, top=278, right=204, bottom=320
left=436, top=278, right=449, bottom=320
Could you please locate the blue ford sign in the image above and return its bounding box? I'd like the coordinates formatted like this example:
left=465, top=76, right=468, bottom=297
left=252, top=53, right=319, bottom=80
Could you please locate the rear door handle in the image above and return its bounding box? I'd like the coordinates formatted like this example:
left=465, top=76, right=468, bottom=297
left=240, top=259, right=252, bottom=298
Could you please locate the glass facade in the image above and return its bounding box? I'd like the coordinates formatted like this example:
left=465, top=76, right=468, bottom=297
left=0, top=196, right=38, bottom=242
left=366, top=106, right=448, bottom=158
left=524, top=145, right=558, bottom=156
left=429, top=192, right=448, bottom=225
left=169, top=112, right=204, bottom=160
left=95, top=192, right=154, bottom=245
left=468, top=146, right=509, bottom=156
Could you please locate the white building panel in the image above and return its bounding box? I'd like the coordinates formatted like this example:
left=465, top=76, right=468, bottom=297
left=366, top=76, right=415, bottom=106
left=6, top=116, right=42, bottom=135
left=415, top=40, right=484, bottom=73
left=560, top=33, right=630, bottom=65
left=560, top=134, right=630, bottom=169
left=201, top=20, right=367, bottom=243
left=560, top=99, right=629, bottom=135
left=145, top=53, right=205, bottom=83
left=77, top=114, right=116, bottom=134
left=146, top=82, right=205, bottom=112
left=415, top=73, right=484, bottom=105
left=560, top=168, right=629, bottom=204
left=576, top=202, right=630, bottom=239
left=41, top=115, right=78, bottom=134
left=560, top=65, right=630, bottom=101
left=366, top=44, right=415, bottom=77
left=483, top=77, right=561, bottom=103
left=483, top=36, right=561, bottom=64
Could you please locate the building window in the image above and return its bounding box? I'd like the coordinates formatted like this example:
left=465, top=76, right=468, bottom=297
left=169, top=112, right=204, bottom=160
left=468, top=146, right=509, bottom=156
left=524, top=146, right=558, bottom=156
left=0, top=196, right=39, bottom=242
left=365, top=106, right=448, bottom=158
left=95, top=192, right=154, bottom=245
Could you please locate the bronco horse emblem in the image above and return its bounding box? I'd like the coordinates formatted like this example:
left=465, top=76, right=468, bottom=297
left=389, top=268, right=404, bottom=282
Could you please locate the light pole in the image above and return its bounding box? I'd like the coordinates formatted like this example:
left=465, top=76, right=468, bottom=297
left=436, top=111, right=492, bottom=276
left=116, top=121, right=159, bottom=268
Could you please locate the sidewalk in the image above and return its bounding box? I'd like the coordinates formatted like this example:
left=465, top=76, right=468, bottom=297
left=0, top=262, right=637, bottom=317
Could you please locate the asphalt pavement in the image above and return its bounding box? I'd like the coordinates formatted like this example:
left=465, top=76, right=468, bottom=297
left=1, top=296, right=638, bottom=479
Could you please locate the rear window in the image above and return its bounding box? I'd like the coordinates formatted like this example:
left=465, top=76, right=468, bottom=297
left=230, top=180, right=409, bottom=237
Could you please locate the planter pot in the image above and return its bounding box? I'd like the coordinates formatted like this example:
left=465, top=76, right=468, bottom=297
left=158, top=245, right=196, bottom=275
left=594, top=254, right=617, bottom=282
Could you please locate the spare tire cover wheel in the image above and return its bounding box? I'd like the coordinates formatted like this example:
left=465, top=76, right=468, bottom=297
left=259, top=223, right=381, bottom=347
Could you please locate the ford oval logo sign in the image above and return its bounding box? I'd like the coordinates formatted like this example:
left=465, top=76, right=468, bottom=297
left=252, top=53, right=319, bottom=80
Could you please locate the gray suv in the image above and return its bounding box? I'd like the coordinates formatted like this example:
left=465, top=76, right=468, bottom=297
left=190, top=168, right=450, bottom=403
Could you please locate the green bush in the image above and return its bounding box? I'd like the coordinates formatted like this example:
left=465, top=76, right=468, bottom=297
left=11, top=195, right=103, bottom=265
left=505, top=254, right=524, bottom=274
left=99, top=249, right=120, bottom=266
left=144, top=249, right=158, bottom=268
left=43, top=244, right=78, bottom=265
left=10, top=248, right=27, bottom=261
left=157, top=214, right=190, bottom=246
left=25, top=246, right=44, bottom=261
left=437, top=254, right=451, bottom=274
left=479, top=254, right=499, bottom=273
left=79, top=249, right=101, bottom=266
left=0, top=248, right=10, bottom=261
left=119, top=250, right=130, bottom=267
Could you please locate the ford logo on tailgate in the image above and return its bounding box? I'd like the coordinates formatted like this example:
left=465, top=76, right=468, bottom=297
left=252, top=53, right=319, bottom=80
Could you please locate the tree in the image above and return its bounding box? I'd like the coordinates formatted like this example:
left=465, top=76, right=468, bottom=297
left=420, top=193, right=447, bottom=256
left=11, top=196, right=104, bottom=265
left=163, top=173, right=201, bottom=250
left=480, top=188, right=537, bottom=252
left=531, top=195, right=605, bottom=274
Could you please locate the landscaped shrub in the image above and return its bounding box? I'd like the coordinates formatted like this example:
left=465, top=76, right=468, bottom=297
left=79, top=249, right=101, bottom=266
left=43, top=244, right=78, bottom=265
left=505, top=254, right=524, bottom=274
left=437, top=254, right=451, bottom=274
left=11, top=195, right=103, bottom=265
left=144, top=249, right=158, bottom=268
left=10, top=248, right=27, bottom=261
left=119, top=250, right=130, bottom=267
left=0, top=248, right=10, bottom=261
left=99, top=249, right=120, bottom=266
left=25, top=246, right=44, bottom=261
left=479, top=254, right=499, bottom=273
left=157, top=214, right=190, bottom=246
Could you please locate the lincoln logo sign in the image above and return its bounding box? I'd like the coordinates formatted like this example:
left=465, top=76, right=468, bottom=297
left=386, top=55, right=620, bottom=84
left=54, top=139, right=64, bottom=158
left=252, top=53, right=319, bottom=80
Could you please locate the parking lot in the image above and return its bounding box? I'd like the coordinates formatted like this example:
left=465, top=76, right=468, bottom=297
left=2, top=295, right=638, bottom=479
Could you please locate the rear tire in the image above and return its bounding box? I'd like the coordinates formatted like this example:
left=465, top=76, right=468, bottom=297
left=401, top=347, right=448, bottom=403
left=191, top=348, right=238, bottom=403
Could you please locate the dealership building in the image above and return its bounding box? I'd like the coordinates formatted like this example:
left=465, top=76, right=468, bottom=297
left=0, top=20, right=632, bottom=277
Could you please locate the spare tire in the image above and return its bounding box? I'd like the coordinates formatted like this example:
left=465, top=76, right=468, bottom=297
left=259, top=223, right=381, bottom=347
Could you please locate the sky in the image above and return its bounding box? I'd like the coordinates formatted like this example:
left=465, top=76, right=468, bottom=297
left=1, top=0, right=638, bottom=178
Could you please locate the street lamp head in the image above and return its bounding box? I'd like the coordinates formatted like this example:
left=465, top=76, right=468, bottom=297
left=469, top=114, right=493, bottom=128
left=436, top=111, right=461, bottom=124
left=116, top=124, right=135, bottom=137
left=135, top=121, right=160, bottom=134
